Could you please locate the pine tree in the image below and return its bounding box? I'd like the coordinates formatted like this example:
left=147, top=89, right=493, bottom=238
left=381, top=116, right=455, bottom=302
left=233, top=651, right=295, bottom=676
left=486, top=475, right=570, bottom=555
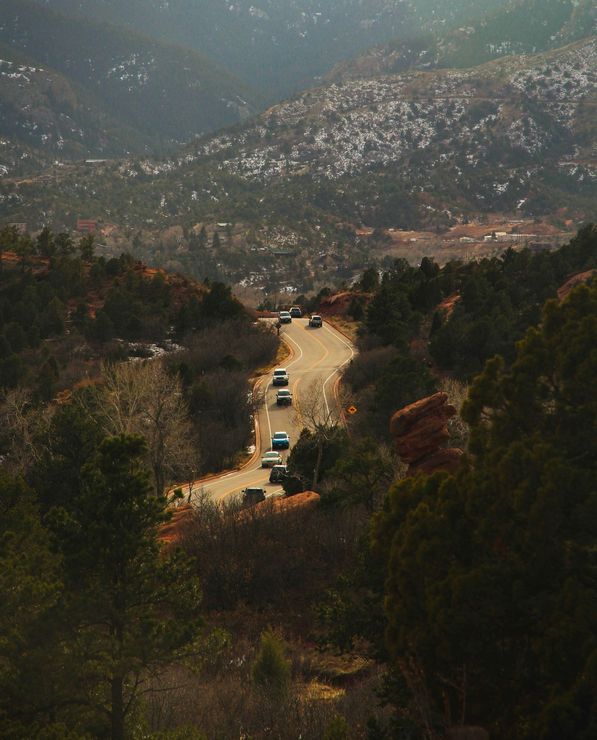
left=373, top=283, right=597, bottom=738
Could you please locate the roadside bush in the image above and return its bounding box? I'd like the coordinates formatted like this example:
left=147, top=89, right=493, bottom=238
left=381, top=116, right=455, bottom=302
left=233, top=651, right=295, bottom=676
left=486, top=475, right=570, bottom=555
left=181, top=495, right=365, bottom=611
left=252, top=630, right=291, bottom=694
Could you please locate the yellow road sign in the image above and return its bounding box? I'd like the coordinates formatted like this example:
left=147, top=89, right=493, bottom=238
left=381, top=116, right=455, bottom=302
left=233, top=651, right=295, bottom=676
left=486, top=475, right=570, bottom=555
left=346, top=405, right=358, bottom=415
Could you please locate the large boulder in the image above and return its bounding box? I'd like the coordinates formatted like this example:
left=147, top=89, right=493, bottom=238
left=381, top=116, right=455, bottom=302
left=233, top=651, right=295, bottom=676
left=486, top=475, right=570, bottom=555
left=389, top=392, right=463, bottom=475
left=557, top=269, right=596, bottom=301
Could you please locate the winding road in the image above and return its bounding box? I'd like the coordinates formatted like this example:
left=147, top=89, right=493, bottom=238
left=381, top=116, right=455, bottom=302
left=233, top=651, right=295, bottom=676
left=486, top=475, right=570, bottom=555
left=194, top=318, right=354, bottom=503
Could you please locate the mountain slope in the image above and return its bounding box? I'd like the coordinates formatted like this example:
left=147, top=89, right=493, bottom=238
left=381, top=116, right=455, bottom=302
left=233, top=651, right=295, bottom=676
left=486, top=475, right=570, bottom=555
left=0, top=0, right=257, bottom=149
left=332, top=0, right=597, bottom=80
left=437, top=0, right=597, bottom=69
left=39, top=1, right=511, bottom=100
left=0, top=43, right=156, bottom=175
left=2, top=38, right=596, bottom=231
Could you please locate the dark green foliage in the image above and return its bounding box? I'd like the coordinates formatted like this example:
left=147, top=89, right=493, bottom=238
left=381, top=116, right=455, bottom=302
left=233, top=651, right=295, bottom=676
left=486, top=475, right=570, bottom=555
left=168, top=318, right=277, bottom=472
left=22, top=429, right=203, bottom=738
left=283, top=427, right=348, bottom=494
left=0, top=0, right=257, bottom=157
left=0, top=474, right=64, bottom=738
left=372, top=282, right=597, bottom=738
left=252, top=629, right=291, bottom=694
left=323, top=438, right=397, bottom=512
left=430, top=226, right=597, bottom=378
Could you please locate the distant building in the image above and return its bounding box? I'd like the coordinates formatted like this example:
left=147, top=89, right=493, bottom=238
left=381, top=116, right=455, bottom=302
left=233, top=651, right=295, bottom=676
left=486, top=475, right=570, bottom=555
left=484, top=232, right=532, bottom=243
left=77, top=218, right=97, bottom=234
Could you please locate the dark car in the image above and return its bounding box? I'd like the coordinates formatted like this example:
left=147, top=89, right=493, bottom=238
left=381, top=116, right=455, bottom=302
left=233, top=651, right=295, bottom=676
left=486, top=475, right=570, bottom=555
left=276, top=389, right=293, bottom=406
left=289, top=306, right=302, bottom=318
left=269, top=464, right=288, bottom=483
left=309, top=315, right=323, bottom=328
left=242, top=487, right=266, bottom=506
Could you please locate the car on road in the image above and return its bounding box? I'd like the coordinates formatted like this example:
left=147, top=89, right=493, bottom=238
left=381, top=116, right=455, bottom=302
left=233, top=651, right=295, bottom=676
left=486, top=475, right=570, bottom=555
left=289, top=306, right=302, bottom=318
left=276, top=389, right=293, bottom=406
left=271, top=431, right=290, bottom=450
left=242, top=487, right=266, bottom=505
left=309, top=314, right=323, bottom=328
left=272, top=368, right=289, bottom=385
left=269, top=464, right=288, bottom=483
left=261, top=450, right=283, bottom=467
left=279, top=310, right=292, bottom=324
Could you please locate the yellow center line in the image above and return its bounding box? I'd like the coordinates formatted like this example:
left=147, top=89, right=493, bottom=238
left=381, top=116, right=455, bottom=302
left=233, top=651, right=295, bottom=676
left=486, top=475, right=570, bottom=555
left=291, top=325, right=331, bottom=426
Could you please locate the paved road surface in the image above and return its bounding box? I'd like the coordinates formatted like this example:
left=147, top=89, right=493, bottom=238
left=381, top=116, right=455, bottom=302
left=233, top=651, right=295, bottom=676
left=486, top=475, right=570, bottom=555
left=194, top=318, right=354, bottom=503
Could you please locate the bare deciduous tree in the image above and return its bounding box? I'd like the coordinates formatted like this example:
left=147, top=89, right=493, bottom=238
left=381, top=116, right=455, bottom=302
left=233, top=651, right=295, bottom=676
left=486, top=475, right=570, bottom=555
left=293, top=380, right=348, bottom=489
left=85, top=360, right=199, bottom=495
left=0, top=388, right=54, bottom=473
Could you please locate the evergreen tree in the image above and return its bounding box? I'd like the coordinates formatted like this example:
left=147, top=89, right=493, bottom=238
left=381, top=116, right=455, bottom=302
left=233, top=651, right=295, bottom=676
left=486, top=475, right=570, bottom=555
left=36, top=226, right=55, bottom=258
left=373, top=283, right=597, bottom=738
left=0, top=475, right=64, bottom=737
left=47, top=435, right=202, bottom=739
left=78, top=234, right=95, bottom=261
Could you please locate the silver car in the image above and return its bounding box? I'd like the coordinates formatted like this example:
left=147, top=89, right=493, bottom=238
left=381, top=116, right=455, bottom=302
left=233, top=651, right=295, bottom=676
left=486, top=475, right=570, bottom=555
left=261, top=450, right=283, bottom=468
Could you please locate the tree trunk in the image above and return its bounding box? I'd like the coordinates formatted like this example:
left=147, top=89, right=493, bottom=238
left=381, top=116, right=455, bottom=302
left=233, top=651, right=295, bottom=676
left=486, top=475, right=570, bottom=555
left=111, top=674, right=125, bottom=740
left=312, top=438, right=323, bottom=490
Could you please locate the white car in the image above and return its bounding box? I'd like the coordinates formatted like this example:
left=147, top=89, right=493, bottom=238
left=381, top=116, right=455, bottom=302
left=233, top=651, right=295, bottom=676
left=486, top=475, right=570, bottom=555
left=261, top=450, right=283, bottom=468
left=272, top=368, right=289, bottom=386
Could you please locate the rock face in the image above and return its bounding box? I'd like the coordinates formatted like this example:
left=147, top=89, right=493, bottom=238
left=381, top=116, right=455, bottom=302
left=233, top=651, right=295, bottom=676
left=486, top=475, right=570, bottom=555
left=389, top=392, right=463, bottom=476
left=557, top=269, right=596, bottom=301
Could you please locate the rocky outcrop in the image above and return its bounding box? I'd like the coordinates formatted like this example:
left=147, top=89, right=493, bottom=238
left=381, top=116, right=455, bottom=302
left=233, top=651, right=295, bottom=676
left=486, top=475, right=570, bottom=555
left=389, top=392, right=463, bottom=476
left=318, top=291, right=370, bottom=317
left=557, top=269, right=596, bottom=301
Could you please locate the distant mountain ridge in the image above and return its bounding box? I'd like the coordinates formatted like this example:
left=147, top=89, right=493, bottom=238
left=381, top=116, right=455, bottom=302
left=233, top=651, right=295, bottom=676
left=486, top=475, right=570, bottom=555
left=0, top=0, right=257, bottom=166
left=38, top=0, right=512, bottom=99
left=0, top=42, right=155, bottom=175
left=2, top=37, right=596, bottom=232
left=331, top=0, right=597, bottom=81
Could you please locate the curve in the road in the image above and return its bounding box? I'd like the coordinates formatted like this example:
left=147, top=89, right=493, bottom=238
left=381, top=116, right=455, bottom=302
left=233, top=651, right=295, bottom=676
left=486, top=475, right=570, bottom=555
left=191, top=318, right=355, bottom=504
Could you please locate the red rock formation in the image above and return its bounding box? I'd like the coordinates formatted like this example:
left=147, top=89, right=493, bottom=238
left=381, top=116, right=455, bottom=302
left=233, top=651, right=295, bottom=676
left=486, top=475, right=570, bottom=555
left=318, top=291, right=370, bottom=317
left=557, top=269, right=596, bottom=301
left=389, top=392, right=463, bottom=475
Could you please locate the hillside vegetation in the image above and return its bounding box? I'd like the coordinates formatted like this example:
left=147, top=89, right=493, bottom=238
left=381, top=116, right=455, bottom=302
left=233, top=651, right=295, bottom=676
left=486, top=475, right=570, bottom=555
left=0, top=0, right=256, bottom=162
left=332, top=0, right=597, bottom=79
left=0, top=225, right=277, bottom=474
left=40, top=0, right=511, bottom=99
left=3, top=38, right=596, bottom=237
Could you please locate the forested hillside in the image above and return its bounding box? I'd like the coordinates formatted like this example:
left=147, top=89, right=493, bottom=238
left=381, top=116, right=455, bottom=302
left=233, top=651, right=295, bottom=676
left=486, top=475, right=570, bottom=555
left=3, top=38, right=596, bottom=236
left=0, top=223, right=595, bottom=738
left=339, top=225, right=597, bottom=443
left=0, top=225, right=277, bottom=475
left=0, top=43, right=152, bottom=174
left=0, top=0, right=256, bottom=158
left=40, top=0, right=510, bottom=99
left=332, top=0, right=597, bottom=80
